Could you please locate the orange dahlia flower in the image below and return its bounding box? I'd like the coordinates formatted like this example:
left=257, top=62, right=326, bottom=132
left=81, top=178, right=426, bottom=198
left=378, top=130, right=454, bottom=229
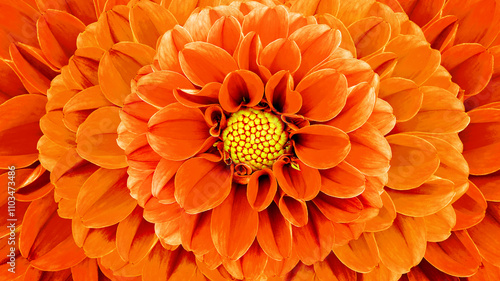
left=1, top=0, right=500, bottom=280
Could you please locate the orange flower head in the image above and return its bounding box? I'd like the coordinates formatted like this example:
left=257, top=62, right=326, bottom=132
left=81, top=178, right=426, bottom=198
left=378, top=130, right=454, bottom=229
left=222, top=108, right=289, bottom=170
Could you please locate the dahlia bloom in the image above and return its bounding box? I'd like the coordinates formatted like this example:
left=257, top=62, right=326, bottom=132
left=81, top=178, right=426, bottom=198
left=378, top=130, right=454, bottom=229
left=0, top=0, right=499, bottom=280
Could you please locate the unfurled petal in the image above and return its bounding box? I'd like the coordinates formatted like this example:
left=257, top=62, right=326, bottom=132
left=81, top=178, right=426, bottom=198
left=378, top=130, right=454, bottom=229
left=424, top=205, right=456, bottom=242
left=242, top=6, right=289, bottom=47
left=207, top=16, right=243, bottom=55
left=273, top=158, right=321, bottom=201
left=452, top=181, right=487, bottom=230
left=259, top=38, right=301, bottom=75
left=257, top=203, right=293, bottom=261
left=129, top=1, right=177, bottom=48
left=180, top=211, right=214, bottom=256
left=320, top=161, right=366, bottom=198
left=349, top=17, right=391, bottom=59
left=278, top=193, right=309, bottom=227
left=313, top=192, right=363, bottom=223
left=333, top=232, right=380, bottom=273
left=136, top=70, right=195, bottom=108
left=364, top=191, right=396, bottom=232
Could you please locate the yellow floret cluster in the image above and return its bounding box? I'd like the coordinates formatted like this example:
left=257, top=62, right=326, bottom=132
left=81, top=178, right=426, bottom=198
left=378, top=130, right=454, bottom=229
left=222, top=108, right=288, bottom=170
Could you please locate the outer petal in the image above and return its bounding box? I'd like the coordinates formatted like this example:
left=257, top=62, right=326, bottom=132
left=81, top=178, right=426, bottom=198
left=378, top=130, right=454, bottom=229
left=374, top=215, right=426, bottom=274
left=314, top=253, right=356, bottom=281
left=364, top=191, right=397, bottom=232
left=319, top=161, right=366, bottom=198
left=348, top=17, right=391, bottom=59
left=179, top=42, right=238, bottom=87
left=460, top=108, right=500, bottom=175
left=399, top=0, right=446, bottom=26
left=147, top=103, right=214, bottom=161
left=19, top=192, right=86, bottom=271
left=259, top=38, right=301, bottom=75
left=175, top=157, right=232, bottom=214
left=452, top=180, right=487, bottom=230
left=0, top=94, right=46, bottom=169
left=180, top=211, right=214, bottom=256
left=367, top=98, right=396, bottom=135
left=295, top=69, right=348, bottom=122
left=291, top=125, right=350, bottom=169
left=152, top=158, right=183, bottom=204
left=425, top=230, right=482, bottom=277
left=129, top=1, right=177, bottom=48
left=98, top=42, right=156, bottom=106
left=142, top=245, right=200, bottom=281
left=136, top=70, right=195, bottom=108
left=207, top=16, right=243, bottom=56
left=385, top=134, right=439, bottom=190
left=95, top=6, right=133, bottom=50
left=278, top=193, right=309, bottom=227
left=273, top=159, right=321, bottom=201
left=333, top=232, right=380, bottom=273
left=157, top=25, right=193, bottom=72
left=468, top=202, right=500, bottom=267
left=378, top=77, right=423, bottom=122
left=76, top=168, right=137, bottom=228
left=211, top=185, right=259, bottom=260
left=313, top=192, right=363, bottom=223
left=257, top=203, right=293, bottom=261
left=242, top=5, right=289, bottom=47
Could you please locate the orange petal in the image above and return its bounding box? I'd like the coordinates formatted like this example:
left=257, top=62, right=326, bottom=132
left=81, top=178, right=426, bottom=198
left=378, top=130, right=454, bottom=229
left=441, top=44, right=493, bottom=96
left=37, top=10, right=85, bottom=69
left=81, top=225, right=118, bottom=258
left=344, top=123, right=391, bottom=176
left=312, top=57, right=378, bottom=88
left=0, top=59, right=28, bottom=103
left=333, top=232, right=380, bottom=273
left=317, top=13, right=357, bottom=58
left=124, top=134, right=160, bottom=171
left=386, top=176, right=455, bottom=217
left=174, top=82, right=221, bottom=108
left=180, top=211, right=214, bottom=256
left=242, top=5, right=289, bottom=47
left=349, top=17, right=391, bottom=59
left=257, top=203, right=292, bottom=261
left=120, top=92, right=158, bottom=135
left=470, top=170, right=500, bottom=202
left=259, top=38, right=301, bottom=75
left=468, top=202, right=500, bottom=267
left=313, top=192, right=363, bottom=223
left=247, top=168, right=277, bottom=211
left=19, top=192, right=86, bottom=271
left=374, top=215, right=426, bottom=274
left=367, top=98, right=396, bottom=135
left=264, top=70, right=302, bottom=115
left=379, top=77, right=422, bottom=122
left=143, top=197, right=182, bottom=224
left=157, top=25, right=193, bottom=72
left=460, top=108, right=500, bottom=175
left=452, top=181, right=487, bottom=230
left=289, top=0, right=340, bottom=16
left=293, top=204, right=335, bottom=265
left=183, top=6, right=243, bottom=42
left=76, top=168, right=137, bottom=228
left=75, top=106, right=127, bottom=169
left=325, top=82, right=376, bottom=133
left=40, top=111, right=76, bottom=148
left=394, top=86, right=469, bottom=134
left=425, top=230, right=482, bottom=277
left=95, top=6, right=133, bottom=50
left=179, top=42, right=238, bottom=86
left=289, top=24, right=341, bottom=81
left=278, top=193, right=309, bottom=227
left=384, top=35, right=440, bottom=85
left=468, top=260, right=500, bottom=281
left=240, top=241, right=269, bottom=279
left=211, top=185, right=259, bottom=260
left=314, top=253, right=356, bottom=281
left=116, top=207, right=158, bottom=264
left=147, top=103, right=214, bottom=161
left=218, top=69, right=264, bottom=112
left=23, top=267, right=73, bottom=281
left=424, top=204, right=456, bottom=243
left=98, top=42, right=156, bottom=106
left=423, top=15, right=459, bottom=52
left=291, top=125, right=350, bottom=169
left=207, top=16, right=243, bottom=55
left=364, top=191, right=397, bottom=232
left=175, top=157, right=232, bottom=214
left=296, top=69, right=348, bottom=121
left=385, top=134, right=439, bottom=190
left=0, top=1, right=40, bottom=49
left=365, top=52, right=398, bottom=79
left=142, top=245, right=199, bottom=281
left=152, top=158, right=184, bottom=204
left=273, top=158, right=321, bottom=201
left=234, top=31, right=271, bottom=81
left=136, top=70, right=195, bottom=108
left=129, top=1, right=177, bottom=48
left=319, top=161, right=366, bottom=198
left=0, top=94, right=46, bottom=169
left=399, top=0, right=446, bottom=26
left=65, top=49, right=103, bottom=90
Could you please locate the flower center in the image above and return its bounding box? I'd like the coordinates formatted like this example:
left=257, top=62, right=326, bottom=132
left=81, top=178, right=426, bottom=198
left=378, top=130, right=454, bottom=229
left=222, top=108, right=288, bottom=170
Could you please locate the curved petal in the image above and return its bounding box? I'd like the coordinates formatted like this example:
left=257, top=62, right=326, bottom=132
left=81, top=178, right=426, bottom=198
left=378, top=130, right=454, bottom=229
left=39, top=111, right=76, bottom=148
left=75, top=106, right=127, bottom=169
left=296, top=69, right=348, bottom=121
left=441, top=44, right=493, bottom=96
left=313, top=192, right=363, bottom=223
left=174, top=82, right=221, bottom=108
left=379, top=77, right=423, bottom=122
left=278, top=194, right=309, bottom=227
left=152, top=158, right=184, bottom=204
left=468, top=202, right=500, bottom=267
left=142, top=245, right=198, bottom=281
left=470, top=170, right=500, bottom=202
left=120, top=92, right=158, bottom=135
left=95, top=5, right=133, bottom=49
left=175, top=157, right=233, bottom=214
left=211, top=185, right=259, bottom=260
left=76, top=168, right=137, bottom=228
left=98, top=42, right=156, bottom=106
left=259, top=38, right=301, bottom=75
left=364, top=191, right=397, bottom=232
left=348, top=17, right=391, bottom=59
left=0, top=94, right=46, bottom=169
left=242, top=5, right=289, bottom=47
left=219, top=70, right=264, bottom=112
left=425, top=230, right=482, bottom=277
left=387, top=176, right=455, bottom=217
left=452, top=181, right=487, bottom=230
left=292, top=204, right=335, bottom=265
left=320, top=161, right=366, bottom=198
left=423, top=15, right=459, bottom=52
left=291, top=125, right=350, bottom=169
left=424, top=205, right=456, bottom=243
left=374, top=215, right=426, bottom=274
left=325, top=82, right=376, bottom=133
left=207, top=16, right=243, bottom=55
left=333, top=232, right=380, bottom=273
left=385, top=134, right=439, bottom=190
left=265, top=70, right=302, bottom=115
left=19, top=192, right=86, bottom=271
left=314, top=253, right=356, bottom=281
left=399, top=0, right=445, bottom=26
left=157, top=25, right=193, bottom=72
left=247, top=168, right=277, bottom=212
left=367, top=98, right=396, bottom=135
left=344, top=123, right=392, bottom=176
left=147, top=103, right=214, bottom=161
left=143, top=197, right=182, bottom=224
left=273, top=158, right=321, bottom=201
left=180, top=211, right=214, bottom=256
left=257, top=203, right=292, bottom=261
left=129, top=1, right=177, bottom=48
left=183, top=6, right=243, bottom=42
left=136, top=70, right=195, bottom=108
left=365, top=52, right=398, bottom=79
left=179, top=42, right=238, bottom=87
left=460, top=108, right=500, bottom=175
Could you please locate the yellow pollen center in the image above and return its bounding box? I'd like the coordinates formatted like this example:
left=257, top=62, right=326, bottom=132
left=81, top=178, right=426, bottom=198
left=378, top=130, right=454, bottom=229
left=222, top=108, right=288, bottom=170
